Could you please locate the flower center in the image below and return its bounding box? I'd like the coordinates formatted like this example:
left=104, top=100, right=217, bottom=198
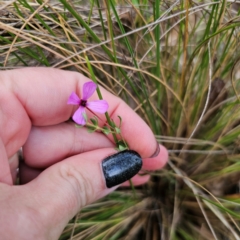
left=80, top=99, right=87, bottom=107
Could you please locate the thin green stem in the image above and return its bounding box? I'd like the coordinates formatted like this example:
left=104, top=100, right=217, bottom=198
left=85, top=54, right=119, bottom=144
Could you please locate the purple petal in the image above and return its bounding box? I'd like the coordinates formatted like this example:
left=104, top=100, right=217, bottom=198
left=72, top=107, right=86, bottom=125
left=87, top=100, right=109, bottom=113
left=82, top=81, right=97, bottom=100
left=67, top=92, right=80, bottom=105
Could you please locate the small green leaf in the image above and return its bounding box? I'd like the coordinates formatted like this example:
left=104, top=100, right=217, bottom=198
left=117, top=140, right=128, bottom=151
left=115, top=127, right=121, bottom=134
left=111, top=119, right=117, bottom=128
left=117, top=115, right=122, bottom=128
left=87, top=125, right=97, bottom=133
left=118, top=144, right=127, bottom=151
left=75, top=124, right=83, bottom=128
left=90, top=117, right=98, bottom=126
left=103, top=126, right=110, bottom=135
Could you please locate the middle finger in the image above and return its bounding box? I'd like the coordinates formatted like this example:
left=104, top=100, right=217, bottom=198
left=23, top=122, right=115, bottom=168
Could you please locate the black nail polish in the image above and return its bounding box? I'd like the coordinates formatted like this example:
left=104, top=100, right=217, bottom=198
left=102, top=150, right=142, bottom=188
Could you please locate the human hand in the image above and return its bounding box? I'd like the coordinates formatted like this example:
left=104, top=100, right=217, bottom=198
left=0, top=68, right=168, bottom=239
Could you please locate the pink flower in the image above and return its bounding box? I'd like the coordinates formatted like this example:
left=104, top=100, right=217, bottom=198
left=68, top=81, right=109, bottom=125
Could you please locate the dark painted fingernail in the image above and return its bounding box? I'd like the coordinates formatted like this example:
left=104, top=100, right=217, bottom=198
left=149, top=142, right=160, bottom=158
left=102, top=150, right=142, bottom=188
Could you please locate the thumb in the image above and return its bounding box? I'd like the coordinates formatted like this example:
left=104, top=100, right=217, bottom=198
left=23, top=148, right=142, bottom=239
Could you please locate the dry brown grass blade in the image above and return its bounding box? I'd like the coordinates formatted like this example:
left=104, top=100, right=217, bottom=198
left=4, top=0, right=49, bottom=66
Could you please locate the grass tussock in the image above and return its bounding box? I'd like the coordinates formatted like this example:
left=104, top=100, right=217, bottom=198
left=0, top=0, right=240, bottom=239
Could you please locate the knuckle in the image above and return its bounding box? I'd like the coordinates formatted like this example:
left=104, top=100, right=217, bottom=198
left=58, top=163, right=95, bottom=208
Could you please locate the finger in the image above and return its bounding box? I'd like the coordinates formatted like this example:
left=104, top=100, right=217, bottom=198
left=23, top=122, right=114, bottom=168
left=1, top=68, right=163, bottom=161
left=0, top=68, right=78, bottom=158
left=20, top=145, right=168, bottom=186
left=142, top=145, right=168, bottom=170
left=19, top=167, right=151, bottom=186
left=23, top=125, right=167, bottom=170
left=20, top=148, right=142, bottom=239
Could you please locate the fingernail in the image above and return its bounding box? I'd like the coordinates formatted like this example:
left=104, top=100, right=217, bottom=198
left=102, top=150, right=142, bottom=188
left=149, top=142, right=160, bottom=158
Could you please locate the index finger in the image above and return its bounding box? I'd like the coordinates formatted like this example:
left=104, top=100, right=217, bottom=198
left=2, top=67, right=161, bottom=159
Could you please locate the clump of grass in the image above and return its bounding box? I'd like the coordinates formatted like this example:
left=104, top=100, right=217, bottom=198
left=1, top=0, right=240, bottom=239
